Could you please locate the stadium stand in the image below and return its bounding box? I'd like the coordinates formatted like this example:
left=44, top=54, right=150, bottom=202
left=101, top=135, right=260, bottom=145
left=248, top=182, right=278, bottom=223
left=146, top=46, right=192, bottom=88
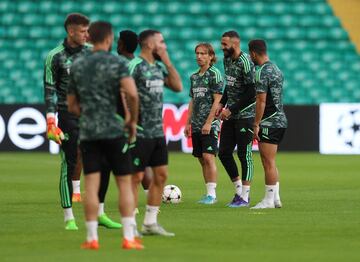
left=0, top=0, right=359, bottom=104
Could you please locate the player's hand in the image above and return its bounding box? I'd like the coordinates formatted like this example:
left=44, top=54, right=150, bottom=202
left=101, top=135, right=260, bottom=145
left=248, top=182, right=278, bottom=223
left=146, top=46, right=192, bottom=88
left=215, top=104, right=223, bottom=118
left=219, top=108, right=231, bottom=120
left=156, top=46, right=171, bottom=66
left=46, top=116, right=64, bottom=145
left=184, top=124, right=191, bottom=138
left=253, top=125, right=260, bottom=141
left=201, top=123, right=211, bottom=135
left=125, top=121, right=137, bottom=144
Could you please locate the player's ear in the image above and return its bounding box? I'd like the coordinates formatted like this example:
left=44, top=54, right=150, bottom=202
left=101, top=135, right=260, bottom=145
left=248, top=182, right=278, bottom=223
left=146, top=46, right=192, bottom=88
left=67, top=25, right=75, bottom=38
left=147, top=37, right=156, bottom=50
left=232, top=37, right=240, bottom=48
left=67, top=28, right=73, bottom=37
left=253, top=52, right=258, bottom=60
left=209, top=53, right=213, bottom=62
left=106, top=34, right=113, bottom=50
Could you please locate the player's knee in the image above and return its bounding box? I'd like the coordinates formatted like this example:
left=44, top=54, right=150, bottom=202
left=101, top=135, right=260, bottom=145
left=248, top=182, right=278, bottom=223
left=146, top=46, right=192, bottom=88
left=202, top=154, right=214, bottom=167
left=261, top=155, right=275, bottom=170
left=132, top=172, right=144, bottom=184
left=153, top=171, right=167, bottom=185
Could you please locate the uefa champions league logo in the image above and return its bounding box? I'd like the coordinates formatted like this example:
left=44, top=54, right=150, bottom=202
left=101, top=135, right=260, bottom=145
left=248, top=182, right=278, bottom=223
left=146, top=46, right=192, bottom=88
left=337, top=109, right=360, bottom=149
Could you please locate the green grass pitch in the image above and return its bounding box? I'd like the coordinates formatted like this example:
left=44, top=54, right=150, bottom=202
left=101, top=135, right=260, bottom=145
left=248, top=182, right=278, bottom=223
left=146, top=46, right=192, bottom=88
left=0, top=152, right=359, bottom=261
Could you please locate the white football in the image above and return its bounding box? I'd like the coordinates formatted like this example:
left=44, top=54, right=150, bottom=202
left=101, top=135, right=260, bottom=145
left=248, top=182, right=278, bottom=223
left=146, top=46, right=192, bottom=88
left=162, top=185, right=182, bottom=204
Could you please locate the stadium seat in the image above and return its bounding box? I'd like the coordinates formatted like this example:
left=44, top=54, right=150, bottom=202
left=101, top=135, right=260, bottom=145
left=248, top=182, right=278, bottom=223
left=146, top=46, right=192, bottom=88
left=0, top=1, right=15, bottom=12
left=44, top=15, right=64, bottom=26
left=38, top=1, right=58, bottom=13
left=7, top=26, right=29, bottom=38
left=329, top=27, right=348, bottom=39
left=102, top=2, right=122, bottom=13
left=353, top=89, right=360, bottom=100
left=162, top=2, right=186, bottom=14
left=80, top=2, right=98, bottom=13
left=50, top=27, right=65, bottom=39
left=16, top=1, right=37, bottom=13
left=121, top=2, right=141, bottom=14
left=1, top=13, right=21, bottom=25
left=143, top=2, right=164, bottom=14
left=22, top=13, right=43, bottom=26
left=284, top=28, right=306, bottom=40
left=233, top=15, right=256, bottom=27
left=321, top=15, right=340, bottom=27
left=58, top=2, right=79, bottom=14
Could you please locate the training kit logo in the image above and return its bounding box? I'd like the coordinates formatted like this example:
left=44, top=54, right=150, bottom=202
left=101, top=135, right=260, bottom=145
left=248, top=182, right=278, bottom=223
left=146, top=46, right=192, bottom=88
left=320, top=103, right=360, bottom=154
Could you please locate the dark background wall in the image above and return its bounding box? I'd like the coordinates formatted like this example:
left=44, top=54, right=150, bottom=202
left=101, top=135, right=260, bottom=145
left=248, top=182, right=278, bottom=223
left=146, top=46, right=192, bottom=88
left=0, top=104, right=319, bottom=152
left=280, top=105, right=319, bottom=151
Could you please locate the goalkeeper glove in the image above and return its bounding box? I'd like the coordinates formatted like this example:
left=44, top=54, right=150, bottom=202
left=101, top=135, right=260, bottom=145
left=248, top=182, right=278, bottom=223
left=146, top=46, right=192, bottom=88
left=46, top=114, right=64, bottom=145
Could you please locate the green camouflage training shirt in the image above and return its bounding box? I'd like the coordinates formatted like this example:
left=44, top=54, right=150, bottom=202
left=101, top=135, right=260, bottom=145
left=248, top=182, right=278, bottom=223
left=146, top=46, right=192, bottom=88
left=189, top=65, right=223, bottom=133
left=255, top=61, right=288, bottom=128
left=44, top=39, right=91, bottom=113
left=129, top=57, right=168, bottom=138
left=116, top=55, right=133, bottom=118
left=68, top=50, right=130, bottom=141
left=221, top=52, right=256, bottom=119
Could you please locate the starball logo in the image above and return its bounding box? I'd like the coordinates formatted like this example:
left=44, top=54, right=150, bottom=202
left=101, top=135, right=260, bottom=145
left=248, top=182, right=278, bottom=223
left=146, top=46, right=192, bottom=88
left=320, top=103, right=360, bottom=154
left=337, top=109, right=360, bottom=148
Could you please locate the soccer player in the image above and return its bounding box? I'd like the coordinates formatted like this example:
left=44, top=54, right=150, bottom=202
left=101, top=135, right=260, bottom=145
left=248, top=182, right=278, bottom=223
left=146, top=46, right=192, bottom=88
left=248, top=39, right=287, bottom=209
left=117, top=30, right=138, bottom=60
left=215, top=31, right=256, bottom=207
left=67, top=21, right=142, bottom=250
left=184, top=43, right=223, bottom=204
left=44, top=13, right=89, bottom=230
left=93, top=30, right=139, bottom=226
left=117, top=30, right=153, bottom=195
left=128, top=29, right=182, bottom=236
left=44, top=13, right=120, bottom=230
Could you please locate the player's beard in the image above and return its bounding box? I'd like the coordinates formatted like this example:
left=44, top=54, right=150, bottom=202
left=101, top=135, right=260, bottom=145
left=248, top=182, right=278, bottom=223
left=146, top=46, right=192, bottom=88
left=223, top=47, right=235, bottom=58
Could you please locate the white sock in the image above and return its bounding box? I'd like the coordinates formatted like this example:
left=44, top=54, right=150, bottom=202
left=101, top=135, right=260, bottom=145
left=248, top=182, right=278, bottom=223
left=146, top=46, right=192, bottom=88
left=86, top=221, right=98, bottom=241
left=72, top=180, right=81, bottom=194
left=206, top=182, right=217, bottom=198
left=233, top=180, right=242, bottom=196
left=64, top=208, right=74, bottom=222
left=144, top=189, right=149, bottom=196
left=240, top=185, right=250, bottom=202
left=275, top=182, right=281, bottom=201
left=98, top=203, right=105, bottom=216
left=122, top=216, right=136, bottom=241
left=264, top=185, right=276, bottom=203
left=143, top=205, right=159, bottom=225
